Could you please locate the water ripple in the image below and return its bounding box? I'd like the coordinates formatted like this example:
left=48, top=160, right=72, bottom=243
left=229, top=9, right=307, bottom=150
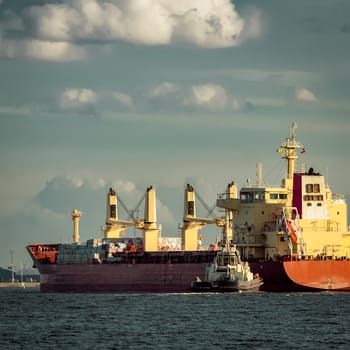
left=0, top=289, right=350, bottom=349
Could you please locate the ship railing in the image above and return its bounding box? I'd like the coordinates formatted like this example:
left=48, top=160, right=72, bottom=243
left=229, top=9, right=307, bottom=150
left=283, top=254, right=314, bottom=261
left=239, top=199, right=264, bottom=204
left=332, top=193, right=346, bottom=204
left=301, top=223, right=348, bottom=232
left=233, top=235, right=265, bottom=247
left=285, top=253, right=350, bottom=261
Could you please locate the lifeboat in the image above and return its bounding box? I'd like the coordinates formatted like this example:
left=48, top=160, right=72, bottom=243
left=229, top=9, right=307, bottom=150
left=287, top=219, right=299, bottom=243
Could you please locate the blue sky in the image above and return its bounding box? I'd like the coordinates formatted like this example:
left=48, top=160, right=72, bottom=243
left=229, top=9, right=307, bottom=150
left=1, top=0, right=349, bottom=270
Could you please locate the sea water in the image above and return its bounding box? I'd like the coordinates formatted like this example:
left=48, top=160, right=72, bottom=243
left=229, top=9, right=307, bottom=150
left=0, top=288, right=349, bottom=350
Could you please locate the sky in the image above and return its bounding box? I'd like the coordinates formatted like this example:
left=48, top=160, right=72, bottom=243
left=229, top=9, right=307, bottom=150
left=0, top=0, right=349, bottom=270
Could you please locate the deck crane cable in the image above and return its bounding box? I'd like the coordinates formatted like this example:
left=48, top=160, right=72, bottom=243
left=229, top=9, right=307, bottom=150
left=195, top=192, right=217, bottom=218
left=195, top=186, right=228, bottom=218
left=117, top=192, right=146, bottom=222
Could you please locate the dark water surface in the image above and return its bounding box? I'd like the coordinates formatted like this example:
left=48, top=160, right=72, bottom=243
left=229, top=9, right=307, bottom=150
left=0, top=287, right=349, bottom=349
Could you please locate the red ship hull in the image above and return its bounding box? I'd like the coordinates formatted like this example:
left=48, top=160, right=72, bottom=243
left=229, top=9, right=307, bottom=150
left=283, top=259, right=350, bottom=291
left=35, top=261, right=213, bottom=293
left=30, top=255, right=350, bottom=293
left=27, top=244, right=350, bottom=292
left=250, top=260, right=350, bottom=292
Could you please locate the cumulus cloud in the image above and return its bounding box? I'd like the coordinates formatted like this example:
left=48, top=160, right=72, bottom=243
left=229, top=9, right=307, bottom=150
left=113, top=92, right=134, bottom=109
left=137, top=82, right=181, bottom=111
left=109, top=81, right=239, bottom=113
left=188, top=84, right=227, bottom=109
left=0, top=7, right=85, bottom=60
left=0, top=36, right=86, bottom=61
left=168, top=1, right=244, bottom=48
left=0, top=0, right=253, bottom=61
left=25, top=0, right=244, bottom=47
left=25, top=40, right=86, bottom=61
left=296, top=88, right=317, bottom=103
left=111, top=180, right=137, bottom=194
left=53, top=81, right=245, bottom=115
left=60, top=88, right=97, bottom=111
left=145, top=82, right=179, bottom=98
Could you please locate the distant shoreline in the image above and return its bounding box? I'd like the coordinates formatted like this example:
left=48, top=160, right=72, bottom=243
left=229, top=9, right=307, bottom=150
left=0, top=282, right=39, bottom=288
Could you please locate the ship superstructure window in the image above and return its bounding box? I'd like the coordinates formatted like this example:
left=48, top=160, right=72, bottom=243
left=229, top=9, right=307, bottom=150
left=268, top=193, right=287, bottom=200
left=305, top=183, right=321, bottom=194
left=303, top=195, right=323, bottom=201
left=240, top=191, right=265, bottom=203
left=256, top=192, right=265, bottom=201
left=306, top=184, right=313, bottom=193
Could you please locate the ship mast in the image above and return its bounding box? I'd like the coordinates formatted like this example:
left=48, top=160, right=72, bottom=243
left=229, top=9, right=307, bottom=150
left=71, top=209, right=83, bottom=243
left=279, top=123, right=303, bottom=195
left=282, top=123, right=302, bottom=179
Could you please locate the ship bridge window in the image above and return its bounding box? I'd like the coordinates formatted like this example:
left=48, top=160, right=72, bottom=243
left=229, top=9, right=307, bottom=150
left=305, top=183, right=321, bottom=194
left=306, top=184, right=313, bottom=193
left=279, top=194, right=287, bottom=199
left=241, top=192, right=263, bottom=203
left=255, top=192, right=265, bottom=201
left=270, top=193, right=278, bottom=199
left=317, top=203, right=322, bottom=207
left=240, top=193, right=248, bottom=202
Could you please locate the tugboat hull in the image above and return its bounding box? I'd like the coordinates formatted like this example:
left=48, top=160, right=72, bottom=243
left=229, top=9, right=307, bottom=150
left=189, top=279, right=263, bottom=293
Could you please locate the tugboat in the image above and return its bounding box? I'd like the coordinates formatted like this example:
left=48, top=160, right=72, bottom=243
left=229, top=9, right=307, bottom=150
left=189, top=244, right=263, bottom=293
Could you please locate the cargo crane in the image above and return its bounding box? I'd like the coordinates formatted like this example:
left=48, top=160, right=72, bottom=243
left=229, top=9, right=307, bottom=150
left=134, top=186, right=160, bottom=251
left=104, top=186, right=160, bottom=251
left=103, top=188, right=135, bottom=239
left=180, top=184, right=225, bottom=251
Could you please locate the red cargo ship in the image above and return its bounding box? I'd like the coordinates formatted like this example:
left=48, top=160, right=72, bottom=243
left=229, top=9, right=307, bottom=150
left=27, top=124, right=350, bottom=292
